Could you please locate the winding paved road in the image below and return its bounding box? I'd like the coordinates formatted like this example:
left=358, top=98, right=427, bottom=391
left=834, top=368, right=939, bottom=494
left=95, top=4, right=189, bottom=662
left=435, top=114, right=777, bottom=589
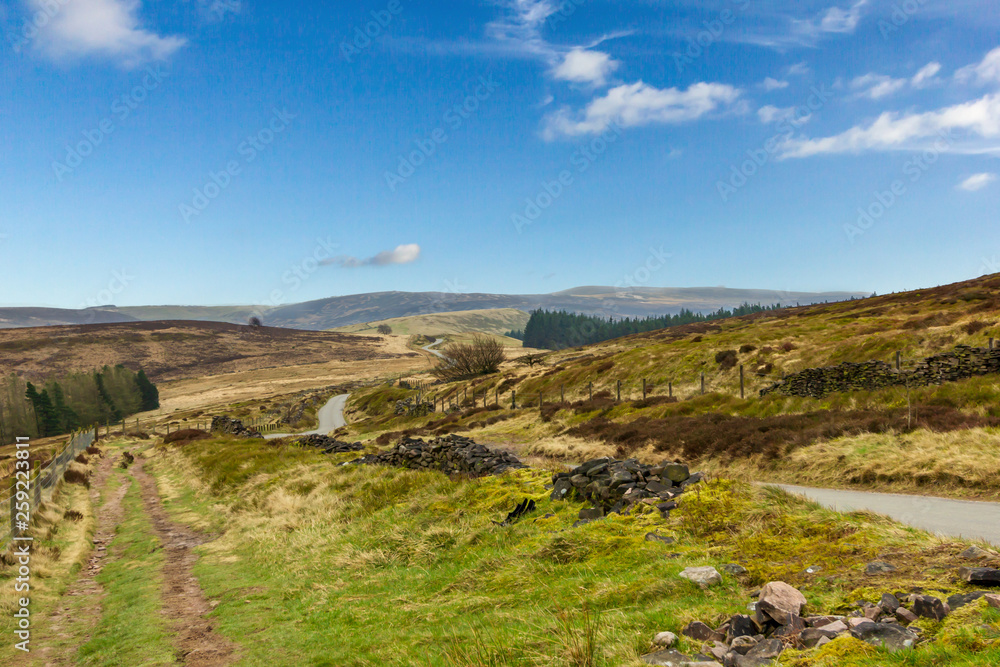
left=265, top=393, right=349, bottom=440
left=767, top=483, right=1000, bottom=547
left=422, top=338, right=447, bottom=359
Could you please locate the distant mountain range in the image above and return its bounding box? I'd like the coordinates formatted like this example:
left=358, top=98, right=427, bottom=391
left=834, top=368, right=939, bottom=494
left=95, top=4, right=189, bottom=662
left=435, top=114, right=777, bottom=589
left=0, top=286, right=870, bottom=331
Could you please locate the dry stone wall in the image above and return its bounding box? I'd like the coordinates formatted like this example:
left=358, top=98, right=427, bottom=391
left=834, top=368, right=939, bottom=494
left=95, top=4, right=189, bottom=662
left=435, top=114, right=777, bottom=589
left=760, top=345, right=1000, bottom=399
left=350, top=434, right=527, bottom=476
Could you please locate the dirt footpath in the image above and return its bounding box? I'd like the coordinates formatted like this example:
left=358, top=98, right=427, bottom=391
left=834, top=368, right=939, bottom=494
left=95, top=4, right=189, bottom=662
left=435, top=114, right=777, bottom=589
left=131, top=458, right=237, bottom=666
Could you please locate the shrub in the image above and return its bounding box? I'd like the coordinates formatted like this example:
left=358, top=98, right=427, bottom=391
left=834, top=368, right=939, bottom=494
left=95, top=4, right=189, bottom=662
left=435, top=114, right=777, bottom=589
left=961, top=320, right=992, bottom=336
left=377, top=324, right=393, bottom=335
left=63, top=468, right=90, bottom=487
left=163, top=429, right=210, bottom=446
left=432, top=335, right=507, bottom=380
left=781, top=342, right=797, bottom=352
left=715, top=350, right=738, bottom=370
left=739, top=344, right=757, bottom=354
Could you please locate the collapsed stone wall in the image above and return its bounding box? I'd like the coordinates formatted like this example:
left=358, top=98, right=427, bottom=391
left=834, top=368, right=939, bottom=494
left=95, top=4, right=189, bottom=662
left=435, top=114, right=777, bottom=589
left=350, top=434, right=526, bottom=476
left=395, top=397, right=435, bottom=417
left=550, top=458, right=703, bottom=518
left=210, top=416, right=263, bottom=439
left=760, top=345, right=1000, bottom=399
left=294, top=434, right=364, bottom=454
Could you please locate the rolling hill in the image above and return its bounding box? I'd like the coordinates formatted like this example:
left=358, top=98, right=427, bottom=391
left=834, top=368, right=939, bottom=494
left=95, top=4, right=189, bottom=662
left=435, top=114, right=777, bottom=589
left=0, top=286, right=868, bottom=330
left=329, top=308, right=530, bottom=337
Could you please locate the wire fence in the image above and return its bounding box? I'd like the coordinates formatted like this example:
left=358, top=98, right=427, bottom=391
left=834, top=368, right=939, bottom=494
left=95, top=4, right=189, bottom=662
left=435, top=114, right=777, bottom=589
left=2, top=428, right=95, bottom=550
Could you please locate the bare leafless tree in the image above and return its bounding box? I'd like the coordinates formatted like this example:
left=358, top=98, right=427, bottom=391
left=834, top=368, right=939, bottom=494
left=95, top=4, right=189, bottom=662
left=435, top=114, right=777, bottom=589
left=432, top=334, right=506, bottom=380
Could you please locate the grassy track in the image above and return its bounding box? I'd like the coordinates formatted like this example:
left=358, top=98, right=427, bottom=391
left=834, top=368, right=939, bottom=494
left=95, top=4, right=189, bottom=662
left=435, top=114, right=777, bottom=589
left=143, top=436, right=1000, bottom=666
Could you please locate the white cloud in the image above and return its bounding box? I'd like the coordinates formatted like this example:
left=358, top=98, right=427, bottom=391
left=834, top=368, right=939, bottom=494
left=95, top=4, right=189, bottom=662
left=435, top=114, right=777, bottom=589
left=911, top=62, right=942, bottom=88
left=850, top=62, right=942, bottom=100
left=542, top=81, right=741, bottom=139
left=758, top=104, right=811, bottom=126
left=551, top=48, right=619, bottom=86
left=956, top=47, right=1000, bottom=86
left=787, top=62, right=811, bottom=77
left=762, top=77, right=789, bottom=91
left=793, top=0, right=868, bottom=38
left=851, top=73, right=907, bottom=99
left=958, top=173, right=997, bottom=191
left=30, top=0, right=186, bottom=65
left=323, top=244, right=421, bottom=268
left=780, top=92, right=1000, bottom=158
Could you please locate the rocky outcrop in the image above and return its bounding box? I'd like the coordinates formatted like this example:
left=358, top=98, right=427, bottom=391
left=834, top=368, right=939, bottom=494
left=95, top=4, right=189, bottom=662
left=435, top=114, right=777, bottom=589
left=550, top=458, right=704, bottom=517
left=761, top=345, right=1000, bottom=398
left=210, top=416, right=263, bottom=439
left=349, top=434, right=526, bottom=476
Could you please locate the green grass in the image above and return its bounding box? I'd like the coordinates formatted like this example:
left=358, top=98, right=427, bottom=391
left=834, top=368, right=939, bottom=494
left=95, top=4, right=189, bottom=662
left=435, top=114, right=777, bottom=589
left=76, top=468, right=176, bottom=666
left=145, top=436, right=1000, bottom=666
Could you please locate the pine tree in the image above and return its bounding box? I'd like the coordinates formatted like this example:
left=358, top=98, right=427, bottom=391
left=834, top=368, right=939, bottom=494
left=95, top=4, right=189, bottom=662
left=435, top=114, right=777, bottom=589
left=135, top=370, right=159, bottom=411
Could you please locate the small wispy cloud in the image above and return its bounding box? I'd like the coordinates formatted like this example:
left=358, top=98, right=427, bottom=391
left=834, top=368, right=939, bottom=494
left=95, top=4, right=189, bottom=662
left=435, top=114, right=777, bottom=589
left=29, top=0, right=186, bottom=66
left=850, top=62, right=941, bottom=100
left=758, top=104, right=811, bottom=126
left=735, top=1, right=868, bottom=50
left=956, top=46, right=1000, bottom=86
left=322, top=244, right=421, bottom=268
left=958, top=173, right=997, bottom=191
left=761, top=77, right=790, bottom=91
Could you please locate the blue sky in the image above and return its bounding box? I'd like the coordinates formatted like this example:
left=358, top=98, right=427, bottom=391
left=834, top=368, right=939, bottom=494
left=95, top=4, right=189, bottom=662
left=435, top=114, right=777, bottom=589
left=1, top=0, right=999, bottom=309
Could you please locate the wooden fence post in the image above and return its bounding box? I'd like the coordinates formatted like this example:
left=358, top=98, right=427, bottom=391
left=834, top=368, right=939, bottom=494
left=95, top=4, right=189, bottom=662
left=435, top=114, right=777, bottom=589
left=561, top=384, right=565, bottom=402
left=495, top=387, right=499, bottom=407
left=895, top=351, right=901, bottom=370
left=511, top=390, right=516, bottom=409
left=740, top=365, right=744, bottom=399
left=642, top=379, right=647, bottom=400
left=668, top=381, right=672, bottom=398
left=616, top=380, right=621, bottom=402
left=588, top=382, right=593, bottom=400
left=700, top=372, right=705, bottom=395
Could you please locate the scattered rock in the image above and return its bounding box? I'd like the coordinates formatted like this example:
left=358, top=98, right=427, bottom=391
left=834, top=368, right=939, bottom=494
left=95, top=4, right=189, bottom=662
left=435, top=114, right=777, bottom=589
left=579, top=507, right=604, bottom=521
left=895, top=608, right=918, bottom=624
left=947, top=591, right=991, bottom=610
left=721, top=563, right=748, bottom=576
left=911, top=595, right=949, bottom=621
left=960, top=546, right=994, bottom=562
left=849, top=621, right=919, bottom=652
left=682, top=621, right=724, bottom=643
left=653, top=631, right=678, bottom=648
left=865, top=561, right=897, bottom=575
left=756, top=582, right=807, bottom=624
left=680, top=566, right=723, bottom=589
left=958, top=567, right=1000, bottom=587
left=646, top=533, right=675, bottom=545
left=985, top=594, right=1000, bottom=610
left=878, top=593, right=900, bottom=613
